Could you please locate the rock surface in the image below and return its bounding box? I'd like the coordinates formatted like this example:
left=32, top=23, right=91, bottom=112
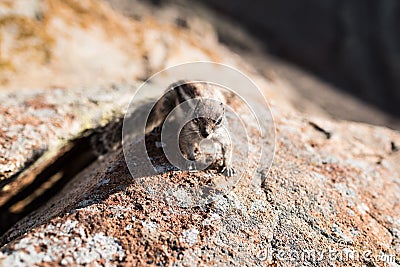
left=0, top=85, right=134, bottom=183
left=1, top=104, right=399, bottom=266
left=0, top=0, right=399, bottom=266
left=0, top=82, right=148, bottom=235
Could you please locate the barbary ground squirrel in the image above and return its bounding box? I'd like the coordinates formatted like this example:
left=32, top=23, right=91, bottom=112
left=146, top=81, right=235, bottom=177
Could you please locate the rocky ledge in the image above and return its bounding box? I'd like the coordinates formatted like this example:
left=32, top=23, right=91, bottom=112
left=0, top=0, right=399, bottom=266
left=1, top=89, right=399, bottom=266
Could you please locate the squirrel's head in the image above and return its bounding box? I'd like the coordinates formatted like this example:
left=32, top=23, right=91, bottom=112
left=191, top=98, right=225, bottom=138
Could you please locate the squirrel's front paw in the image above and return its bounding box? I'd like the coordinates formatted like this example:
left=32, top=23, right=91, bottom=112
left=222, top=166, right=236, bottom=177
left=185, top=161, right=197, bottom=172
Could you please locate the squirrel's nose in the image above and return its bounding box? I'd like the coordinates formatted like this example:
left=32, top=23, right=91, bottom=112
left=201, top=131, right=209, bottom=138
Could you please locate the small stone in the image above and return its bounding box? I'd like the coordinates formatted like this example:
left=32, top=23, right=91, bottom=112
left=180, top=228, right=199, bottom=246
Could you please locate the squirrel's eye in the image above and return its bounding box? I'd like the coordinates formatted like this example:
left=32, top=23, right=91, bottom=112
left=193, top=118, right=199, bottom=123
left=216, top=117, right=222, bottom=125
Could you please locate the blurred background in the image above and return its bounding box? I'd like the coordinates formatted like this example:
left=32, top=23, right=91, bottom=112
left=158, top=0, right=400, bottom=129
left=201, top=0, right=400, bottom=118
left=1, top=0, right=399, bottom=129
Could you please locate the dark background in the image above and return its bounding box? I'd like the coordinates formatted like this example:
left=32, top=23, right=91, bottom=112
left=199, top=0, right=400, bottom=118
